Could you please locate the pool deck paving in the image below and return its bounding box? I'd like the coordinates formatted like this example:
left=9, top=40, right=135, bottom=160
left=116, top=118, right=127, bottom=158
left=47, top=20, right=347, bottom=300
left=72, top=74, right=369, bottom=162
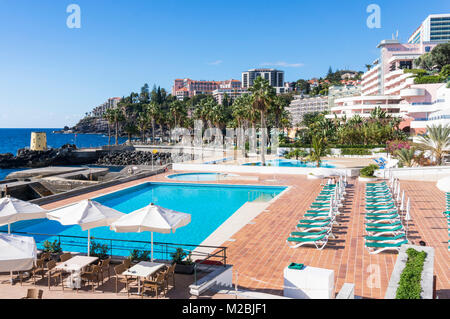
left=1, top=170, right=449, bottom=299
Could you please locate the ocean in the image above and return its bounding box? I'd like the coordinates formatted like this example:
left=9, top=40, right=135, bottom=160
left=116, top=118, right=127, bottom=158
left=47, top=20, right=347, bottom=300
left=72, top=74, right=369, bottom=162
left=0, top=128, right=127, bottom=180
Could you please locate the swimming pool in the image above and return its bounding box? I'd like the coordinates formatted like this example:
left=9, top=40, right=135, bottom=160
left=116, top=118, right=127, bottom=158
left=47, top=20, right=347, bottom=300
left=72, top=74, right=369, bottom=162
left=168, top=173, right=235, bottom=181
left=243, top=159, right=335, bottom=168
left=4, top=182, right=286, bottom=258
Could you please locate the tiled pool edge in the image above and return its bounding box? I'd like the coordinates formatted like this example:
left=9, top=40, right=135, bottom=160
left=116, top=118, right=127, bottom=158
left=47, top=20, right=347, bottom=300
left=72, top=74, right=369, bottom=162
left=193, top=186, right=292, bottom=258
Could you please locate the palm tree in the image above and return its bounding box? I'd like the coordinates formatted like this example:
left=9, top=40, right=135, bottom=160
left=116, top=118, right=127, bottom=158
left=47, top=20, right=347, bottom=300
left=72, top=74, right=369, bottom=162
left=415, top=124, right=450, bottom=165
left=110, top=107, right=125, bottom=145
left=308, top=135, right=329, bottom=167
left=249, top=76, right=275, bottom=166
left=136, top=112, right=149, bottom=144
left=146, top=102, right=160, bottom=144
left=103, top=108, right=115, bottom=146
left=395, top=147, right=416, bottom=167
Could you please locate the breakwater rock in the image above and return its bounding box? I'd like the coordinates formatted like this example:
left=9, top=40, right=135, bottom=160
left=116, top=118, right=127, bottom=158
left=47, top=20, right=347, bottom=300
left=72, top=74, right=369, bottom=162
left=0, top=144, right=89, bottom=169
left=96, top=151, right=172, bottom=166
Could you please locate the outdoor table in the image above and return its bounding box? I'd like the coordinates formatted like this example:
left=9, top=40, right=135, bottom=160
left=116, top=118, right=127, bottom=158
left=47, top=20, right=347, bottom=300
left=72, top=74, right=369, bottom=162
left=55, top=256, right=98, bottom=290
left=122, top=261, right=166, bottom=294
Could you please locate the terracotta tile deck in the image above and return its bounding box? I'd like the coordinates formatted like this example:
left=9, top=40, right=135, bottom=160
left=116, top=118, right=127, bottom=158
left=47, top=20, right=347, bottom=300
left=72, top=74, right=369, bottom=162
left=1, top=170, right=449, bottom=299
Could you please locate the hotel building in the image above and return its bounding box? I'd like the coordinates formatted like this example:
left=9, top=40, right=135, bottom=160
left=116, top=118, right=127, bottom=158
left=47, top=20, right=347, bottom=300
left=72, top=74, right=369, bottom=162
left=328, top=32, right=449, bottom=134
left=287, top=95, right=329, bottom=127
left=408, top=14, right=450, bottom=44
left=91, top=97, right=121, bottom=118
left=241, top=68, right=285, bottom=92
left=172, top=79, right=241, bottom=100
left=212, top=87, right=250, bottom=105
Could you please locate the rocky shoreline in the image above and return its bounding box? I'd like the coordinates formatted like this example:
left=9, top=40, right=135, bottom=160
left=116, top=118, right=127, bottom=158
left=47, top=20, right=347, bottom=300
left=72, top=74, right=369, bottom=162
left=0, top=144, right=85, bottom=169
left=96, top=151, right=172, bottom=166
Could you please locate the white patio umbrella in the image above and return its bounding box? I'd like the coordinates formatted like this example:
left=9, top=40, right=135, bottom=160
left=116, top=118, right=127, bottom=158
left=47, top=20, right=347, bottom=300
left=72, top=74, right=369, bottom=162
left=0, top=196, right=47, bottom=234
left=0, top=233, right=37, bottom=284
left=436, top=176, right=450, bottom=193
left=396, top=183, right=401, bottom=202
left=0, top=233, right=37, bottom=272
left=47, top=199, right=125, bottom=256
left=110, top=203, right=191, bottom=261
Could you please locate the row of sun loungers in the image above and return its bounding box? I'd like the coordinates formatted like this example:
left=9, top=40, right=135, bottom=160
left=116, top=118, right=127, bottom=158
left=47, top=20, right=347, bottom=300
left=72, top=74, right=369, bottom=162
left=286, top=177, right=347, bottom=250
left=364, top=180, right=409, bottom=254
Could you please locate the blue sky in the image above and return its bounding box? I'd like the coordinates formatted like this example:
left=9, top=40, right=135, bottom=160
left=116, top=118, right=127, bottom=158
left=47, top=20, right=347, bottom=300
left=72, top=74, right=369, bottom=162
left=0, top=0, right=449, bottom=128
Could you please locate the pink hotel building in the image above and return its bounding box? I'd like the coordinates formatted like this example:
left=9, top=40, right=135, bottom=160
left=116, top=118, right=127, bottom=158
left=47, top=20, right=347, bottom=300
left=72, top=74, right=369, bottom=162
left=172, top=78, right=242, bottom=100
left=328, top=36, right=449, bottom=135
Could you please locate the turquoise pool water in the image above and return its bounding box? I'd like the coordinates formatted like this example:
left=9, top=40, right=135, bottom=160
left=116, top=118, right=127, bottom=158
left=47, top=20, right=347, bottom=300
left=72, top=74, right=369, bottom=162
left=243, top=159, right=335, bottom=168
left=3, top=182, right=286, bottom=258
left=168, top=173, right=227, bottom=181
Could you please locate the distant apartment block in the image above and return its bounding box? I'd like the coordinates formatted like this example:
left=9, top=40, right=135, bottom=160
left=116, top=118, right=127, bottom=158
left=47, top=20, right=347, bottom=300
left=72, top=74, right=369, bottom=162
left=408, top=14, right=450, bottom=44
left=212, top=87, right=250, bottom=105
left=287, top=95, right=329, bottom=127
left=241, top=68, right=284, bottom=91
left=172, top=78, right=241, bottom=100
left=328, top=85, right=361, bottom=108
left=91, top=97, right=121, bottom=118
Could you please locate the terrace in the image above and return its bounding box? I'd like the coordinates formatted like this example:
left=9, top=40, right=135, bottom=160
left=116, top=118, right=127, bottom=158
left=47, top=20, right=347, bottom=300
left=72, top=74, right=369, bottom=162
left=0, top=170, right=448, bottom=299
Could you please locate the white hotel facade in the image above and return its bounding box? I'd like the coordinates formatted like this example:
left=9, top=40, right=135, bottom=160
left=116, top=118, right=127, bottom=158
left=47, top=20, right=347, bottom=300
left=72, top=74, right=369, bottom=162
left=327, top=14, right=450, bottom=135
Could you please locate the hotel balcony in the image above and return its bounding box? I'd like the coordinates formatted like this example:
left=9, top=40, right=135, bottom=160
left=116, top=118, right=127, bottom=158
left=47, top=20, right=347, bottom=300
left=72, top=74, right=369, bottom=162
left=384, top=78, right=415, bottom=95
left=400, top=88, right=426, bottom=98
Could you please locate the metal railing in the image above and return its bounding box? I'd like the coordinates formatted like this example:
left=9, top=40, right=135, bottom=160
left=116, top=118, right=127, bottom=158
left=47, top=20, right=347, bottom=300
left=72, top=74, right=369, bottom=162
left=0, top=230, right=227, bottom=266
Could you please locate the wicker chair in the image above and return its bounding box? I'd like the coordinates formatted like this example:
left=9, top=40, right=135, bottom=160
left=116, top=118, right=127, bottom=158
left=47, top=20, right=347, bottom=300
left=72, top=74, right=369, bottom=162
left=31, top=259, right=46, bottom=285
left=80, top=265, right=101, bottom=292
left=165, top=264, right=175, bottom=290
left=141, top=272, right=166, bottom=299
left=21, top=288, right=43, bottom=299
left=114, top=263, right=137, bottom=296
left=99, top=257, right=111, bottom=283
left=60, top=253, right=72, bottom=263
left=39, top=252, right=51, bottom=262
left=122, top=259, right=131, bottom=269
left=46, top=260, right=63, bottom=290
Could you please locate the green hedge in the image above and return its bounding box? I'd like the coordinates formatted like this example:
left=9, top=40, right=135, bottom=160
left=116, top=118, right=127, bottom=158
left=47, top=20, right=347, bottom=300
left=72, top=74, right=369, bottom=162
left=414, top=75, right=445, bottom=84
left=396, top=248, right=427, bottom=299
left=341, top=148, right=372, bottom=155
left=334, top=144, right=384, bottom=149
left=360, top=164, right=378, bottom=177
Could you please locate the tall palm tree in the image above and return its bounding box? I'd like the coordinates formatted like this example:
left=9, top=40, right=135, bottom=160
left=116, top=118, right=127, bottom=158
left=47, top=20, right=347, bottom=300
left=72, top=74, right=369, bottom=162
left=249, top=76, right=275, bottom=166
left=110, top=107, right=125, bottom=145
left=136, top=112, right=149, bottom=144
left=103, top=108, right=115, bottom=146
left=146, top=101, right=160, bottom=144
left=415, top=124, right=450, bottom=165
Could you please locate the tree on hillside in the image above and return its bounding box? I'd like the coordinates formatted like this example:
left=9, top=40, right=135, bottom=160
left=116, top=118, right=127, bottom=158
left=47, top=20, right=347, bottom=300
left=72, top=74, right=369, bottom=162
left=249, top=76, right=275, bottom=166
left=431, top=42, right=450, bottom=71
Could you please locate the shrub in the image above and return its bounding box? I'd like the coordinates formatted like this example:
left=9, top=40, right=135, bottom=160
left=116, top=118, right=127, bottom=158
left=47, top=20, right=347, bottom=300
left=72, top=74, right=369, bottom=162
left=90, top=240, right=109, bottom=259
left=128, top=249, right=151, bottom=262
left=341, top=148, right=372, bottom=156
left=396, top=248, right=427, bottom=299
left=360, top=164, right=378, bottom=177
left=414, top=75, right=445, bottom=84
left=403, top=68, right=428, bottom=76
left=171, top=247, right=193, bottom=265
left=42, top=240, right=63, bottom=254
left=334, top=144, right=384, bottom=149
